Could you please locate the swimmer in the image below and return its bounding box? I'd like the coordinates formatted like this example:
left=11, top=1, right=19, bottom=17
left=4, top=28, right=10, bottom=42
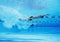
left=18, top=14, right=49, bottom=21
left=27, top=14, right=49, bottom=21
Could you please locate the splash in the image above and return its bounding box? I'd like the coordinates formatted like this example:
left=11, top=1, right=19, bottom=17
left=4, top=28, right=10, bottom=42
left=0, top=5, right=26, bottom=29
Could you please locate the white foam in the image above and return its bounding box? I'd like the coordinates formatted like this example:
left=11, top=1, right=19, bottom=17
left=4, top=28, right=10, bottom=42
left=0, top=5, right=26, bottom=29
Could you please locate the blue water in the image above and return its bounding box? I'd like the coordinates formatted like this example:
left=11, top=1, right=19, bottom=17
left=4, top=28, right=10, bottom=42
left=0, top=0, right=60, bottom=42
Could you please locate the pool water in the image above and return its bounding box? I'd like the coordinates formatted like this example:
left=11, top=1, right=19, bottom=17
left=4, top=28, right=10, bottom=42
left=0, top=0, right=60, bottom=42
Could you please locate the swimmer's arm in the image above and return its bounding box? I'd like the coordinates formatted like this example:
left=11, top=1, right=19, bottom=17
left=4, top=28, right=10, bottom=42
left=19, top=18, right=27, bottom=21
